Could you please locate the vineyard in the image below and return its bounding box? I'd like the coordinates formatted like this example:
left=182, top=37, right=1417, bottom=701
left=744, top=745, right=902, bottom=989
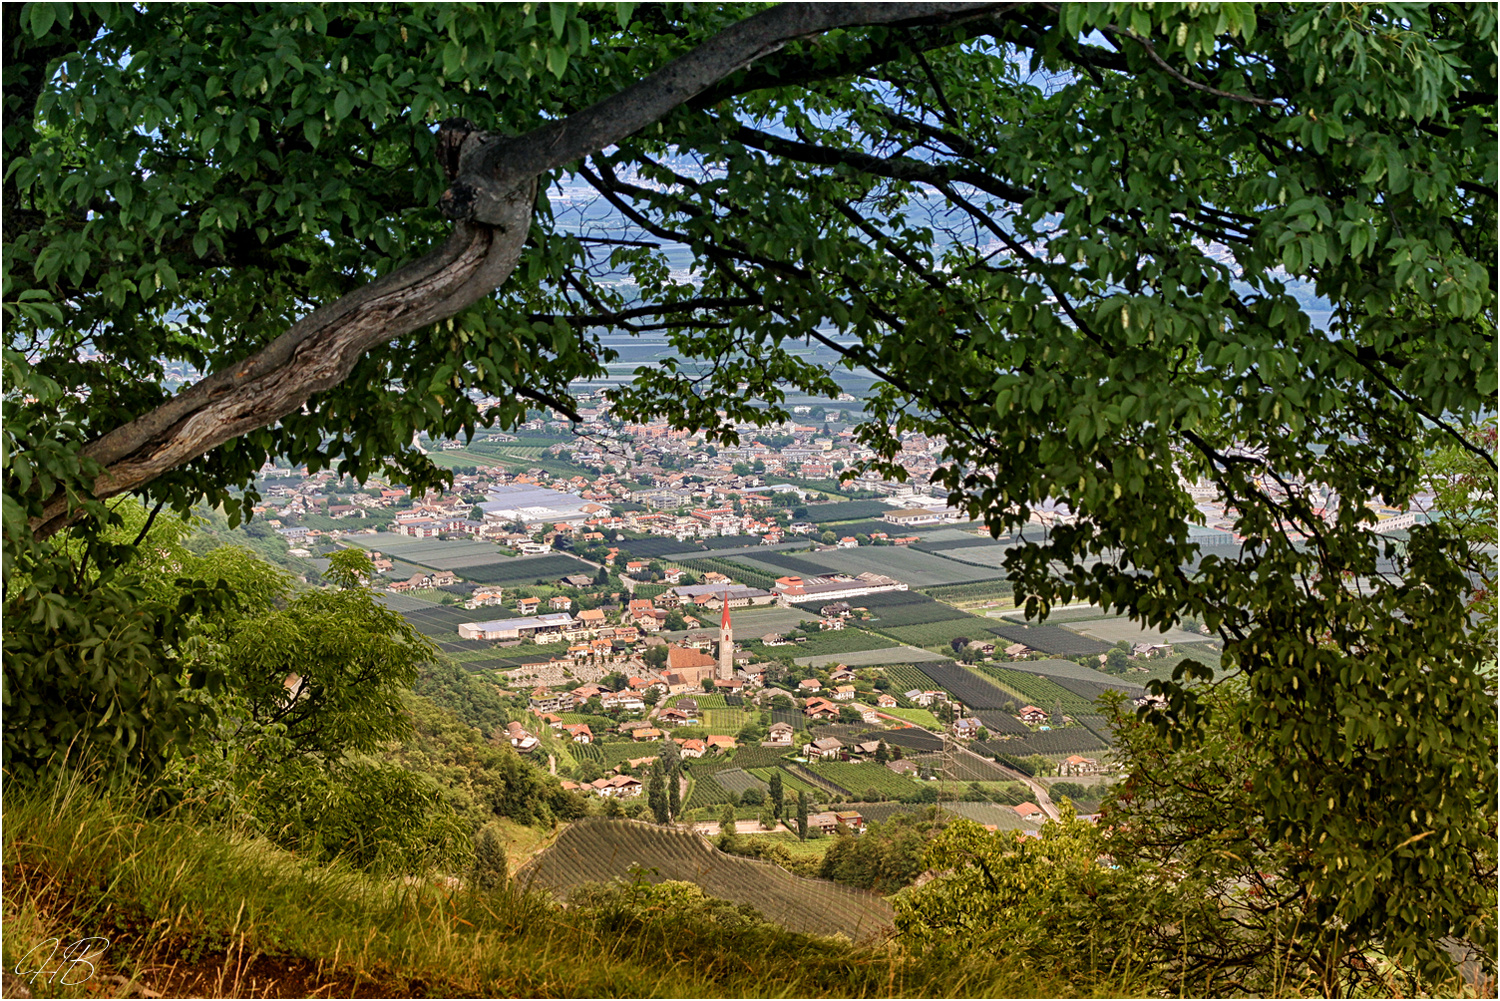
left=845, top=802, right=938, bottom=824
left=912, top=535, right=1007, bottom=553
left=1076, top=715, right=1118, bottom=746
left=995, top=605, right=1115, bottom=624
left=1012, top=658, right=1146, bottom=687
left=572, top=743, right=605, bottom=763
left=702, top=709, right=749, bottom=734
left=672, top=557, right=779, bottom=592
left=455, top=554, right=595, bottom=586
left=769, top=629, right=898, bottom=658
left=806, top=762, right=921, bottom=800
left=802, top=500, right=894, bottom=523
left=1049, top=676, right=1137, bottom=705
left=916, top=660, right=1015, bottom=709
left=684, top=773, right=734, bottom=810
left=978, top=667, right=1101, bottom=715
left=869, top=727, right=945, bottom=752
left=988, top=623, right=1112, bottom=658
left=713, top=768, right=770, bottom=798
left=881, top=663, right=941, bottom=693
left=907, top=751, right=1014, bottom=782
left=746, top=767, right=820, bottom=795
left=611, top=537, right=698, bottom=560
left=920, top=580, right=1016, bottom=602
left=733, top=551, right=833, bottom=578
left=516, top=819, right=895, bottom=938
left=599, top=743, right=660, bottom=766
left=940, top=802, right=1038, bottom=830
left=972, top=710, right=1031, bottom=735
left=769, top=709, right=807, bottom=731
left=883, top=617, right=1002, bottom=649
left=730, top=745, right=795, bottom=768
left=794, top=591, right=971, bottom=628
left=782, top=761, right=848, bottom=797
left=991, top=727, right=1110, bottom=756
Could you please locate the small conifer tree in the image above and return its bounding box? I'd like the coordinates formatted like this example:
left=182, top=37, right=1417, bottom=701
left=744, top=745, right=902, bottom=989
left=471, top=822, right=509, bottom=891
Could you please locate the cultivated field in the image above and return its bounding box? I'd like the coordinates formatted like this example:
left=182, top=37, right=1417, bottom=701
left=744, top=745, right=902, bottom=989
left=344, top=536, right=503, bottom=568
left=940, top=801, right=1040, bottom=830
left=881, top=663, right=942, bottom=692
left=769, top=629, right=898, bottom=658
left=1065, top=617, right=1214, bottom=646
left=907, top=750, right=1016, bottom=782
left=884, top=617, right=1004, bottom=649
left=917, top=660, right=1017, bottom=709
left=800, top=548, right=1005, bottom=587
left=978, top=667, right=1102, bottom=715
left=807, top=762, right=921, bottom=800
left=727, top=605, right=824, bottom=636
left=796, top=591, right=972, bottom=628
left=802, top=500, right=895, bottom=523
left=920, top=580, right=1016, bottom=602
left=876, top=707, right=942, bottom=729
left=713, top=768, right=770, bottom=797
left=745, top=766, right=820, bottom=795
left=453, top=554, right=594, bottom=586
left=987, top=623, right=1112, bottom=657
left=919, top=544, right=1014, bottom=569
left=972, top=710, right=1031, bottom=736
left=375, top=591, right=438, bottom=612
left=868, top=727, right=945, bottom=752
left=796, top=645, right=941, bottom=668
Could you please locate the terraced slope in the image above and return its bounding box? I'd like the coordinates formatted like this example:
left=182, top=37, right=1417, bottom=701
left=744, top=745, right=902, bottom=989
left=516, top=818, right=894, bottom=939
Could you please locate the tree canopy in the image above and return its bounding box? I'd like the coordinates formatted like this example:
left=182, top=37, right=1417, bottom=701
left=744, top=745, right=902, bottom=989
left=2, top=0, right=1495, bottom=986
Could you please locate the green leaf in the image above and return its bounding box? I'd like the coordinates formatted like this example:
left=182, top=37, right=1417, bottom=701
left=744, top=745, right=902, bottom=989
left=29, top=2, right=56, bottom=37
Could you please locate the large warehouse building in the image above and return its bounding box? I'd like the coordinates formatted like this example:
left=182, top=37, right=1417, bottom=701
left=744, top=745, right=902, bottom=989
left=479, top=484, right=609, bottom=526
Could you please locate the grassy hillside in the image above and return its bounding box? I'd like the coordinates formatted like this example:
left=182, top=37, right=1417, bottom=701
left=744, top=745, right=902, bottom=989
left=3, top=773, right=1101, bottom=999
left=516, top=818, right=893, bottom=939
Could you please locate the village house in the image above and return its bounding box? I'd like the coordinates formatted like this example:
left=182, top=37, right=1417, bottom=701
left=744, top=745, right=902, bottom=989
left=1060, top=754, right=1104, bottom=776
left=832, top=684, right=856, bottom=701
left=798, top=678, right=823, bottom=693
left=1018, top=705, right=1049, bottom=724
left=561, top=723, right=594, bottom=744
left=675, top=737, right=707, bottom=758
left=875, top=693, right=898, bottom=708
left=517, top=596, right=541, bottom=615
left=590, top=774, right=643, bottom=798
left=802, top=736, right=844, bottom=760
left=631, top=727, right=664, bottom=742
left=952, top=717, right=983, bottom=739
left=807, top=810, right=867, bottom=834
left=528, top=689, right=574, bottom=714
left=1013, top=802, right=1046, bottom=821
left=803, top=697, right=839, bottom=720
left=501, top=721, right=540, bottom=754
left=705, top=735, right=737, bottom=753
left=468, top=586, right=504, bottom=608
left=549, top=595, right=573, bottom=611
left=764, top=722, right=795, bottom=746
left=600, top=691, right=646, bottom=713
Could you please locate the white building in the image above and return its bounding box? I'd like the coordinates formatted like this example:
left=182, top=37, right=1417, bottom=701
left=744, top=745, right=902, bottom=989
left=458, top=612, right=575, bottom=641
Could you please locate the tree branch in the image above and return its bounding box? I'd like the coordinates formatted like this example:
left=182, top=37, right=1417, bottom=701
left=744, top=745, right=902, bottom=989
left=31, top=3, right=1015, bottom=539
